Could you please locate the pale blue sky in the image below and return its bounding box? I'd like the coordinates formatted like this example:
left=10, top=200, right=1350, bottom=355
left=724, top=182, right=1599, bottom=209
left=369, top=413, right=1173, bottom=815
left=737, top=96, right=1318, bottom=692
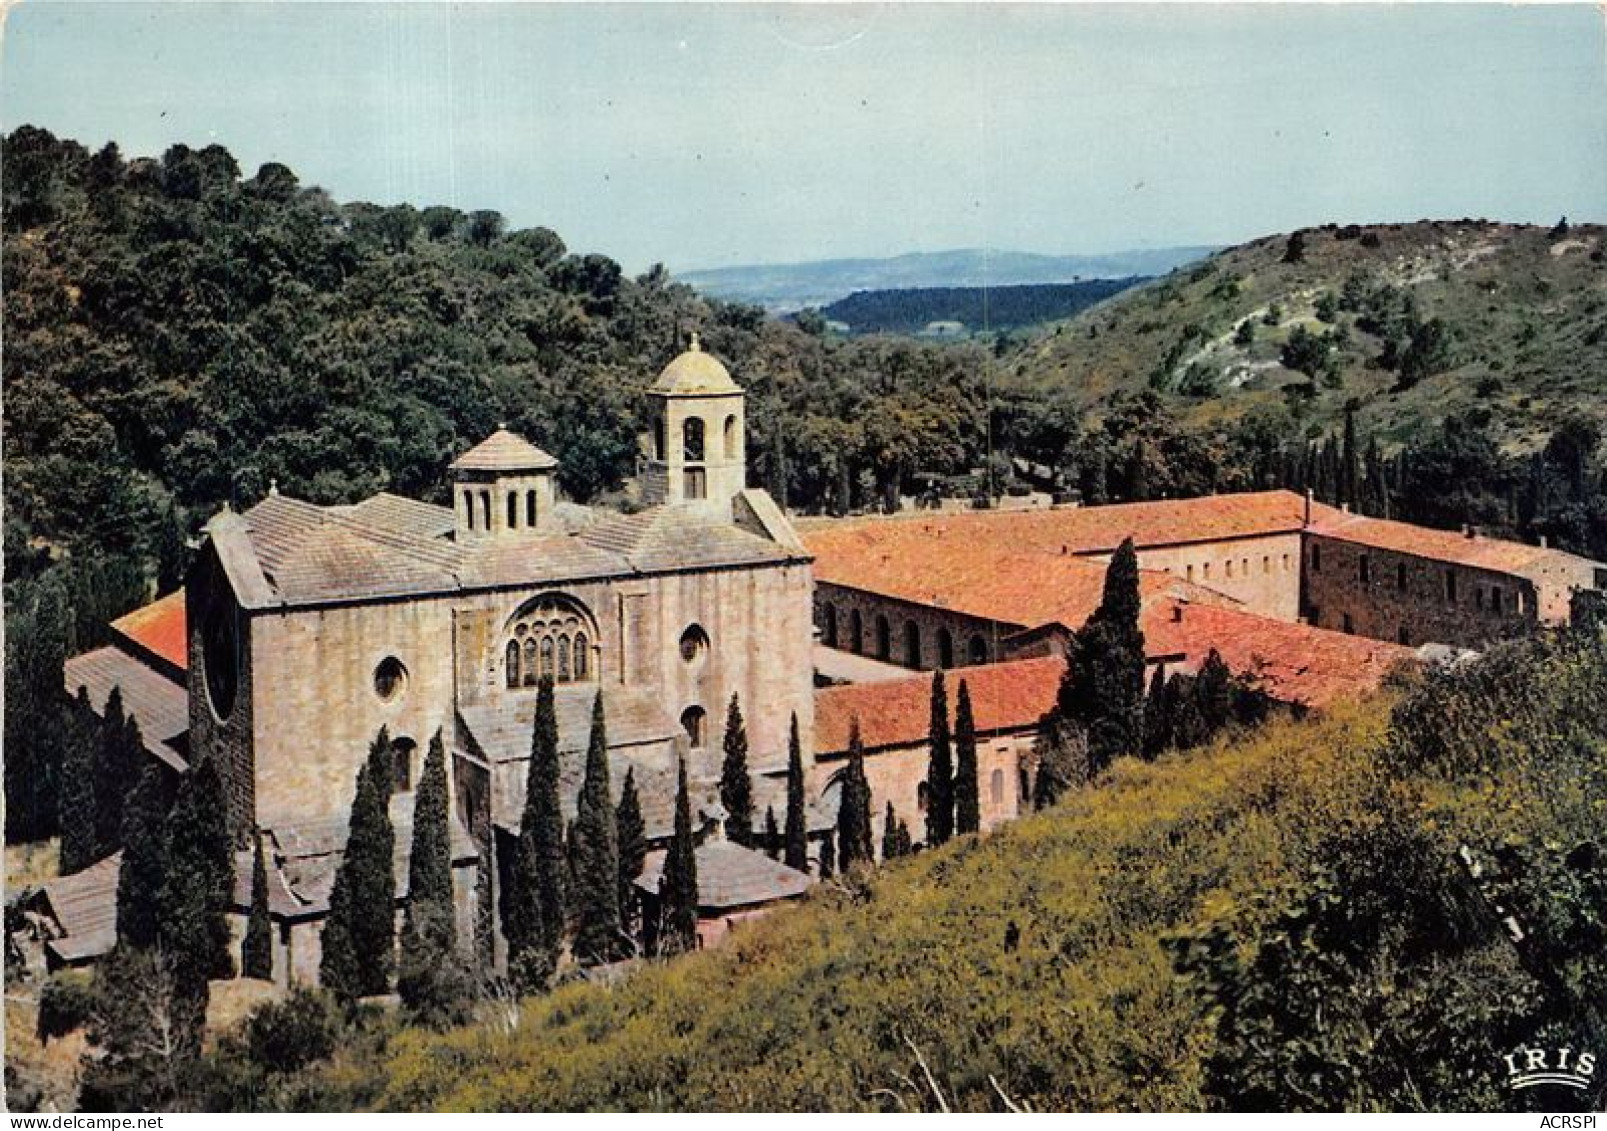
left=4, top=2, right=1605, bottom=272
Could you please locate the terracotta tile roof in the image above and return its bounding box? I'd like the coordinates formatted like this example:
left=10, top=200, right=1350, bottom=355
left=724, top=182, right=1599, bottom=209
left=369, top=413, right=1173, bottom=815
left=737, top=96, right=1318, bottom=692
left=815, top=657, right=1064, bottom=755
left=63, top=645, right=189, bottom=771
left=449, top=429, right=558, bottom=472
left=812, top=532, right=1233, bottom=632
left=1142, top=599, right=1415, bottom=711
left=109, top=590, right=188, bottom=673
left=814, top=603, right=1413, bottom=754
left=636, top=839, right=811, bottom=910
left=34, top=853, right=122, bottom=964
left=1308, top=511, right=1598, bottom=576
left=804, top=489, right=1331, bottom=560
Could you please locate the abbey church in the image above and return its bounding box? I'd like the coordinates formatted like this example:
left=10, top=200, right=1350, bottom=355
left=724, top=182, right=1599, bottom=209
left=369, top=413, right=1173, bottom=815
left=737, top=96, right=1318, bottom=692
left=38, top=336, right=1606, bottom=983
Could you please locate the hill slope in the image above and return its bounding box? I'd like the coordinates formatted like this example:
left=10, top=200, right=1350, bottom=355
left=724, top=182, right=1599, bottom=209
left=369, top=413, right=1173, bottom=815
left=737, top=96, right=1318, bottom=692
left=1011, top=221, right=1607, bottom=451
left=234, top=630, right=1606, bottom=1113
left=819, top=279, right=1144, bottom=335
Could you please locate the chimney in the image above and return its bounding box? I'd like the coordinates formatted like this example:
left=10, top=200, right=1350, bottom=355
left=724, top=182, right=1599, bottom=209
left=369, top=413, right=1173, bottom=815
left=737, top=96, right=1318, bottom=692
left=1340, top=502, right=1350, bottom=514
left=1539, top=534, right=1548, bottom=549
left=1304, top=488, right=1313, bottom=526
left=1465, top=525, right=1479, bottom=540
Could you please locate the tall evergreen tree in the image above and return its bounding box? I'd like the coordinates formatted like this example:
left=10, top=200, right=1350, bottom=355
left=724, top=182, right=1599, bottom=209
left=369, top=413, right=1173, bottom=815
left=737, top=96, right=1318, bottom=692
left=836, top=720, right=874, bottom=870
left=115, top=759, right=170, bottom=951
left=241, top=834, right=273, bottom=981
left=1195, top=649, right=1235, bottom=734
left=94, top=686, right=138, bottom=858
left=330, top=732, right=396, bottom=997
left=953, top=680, right=980, bottom=835
left=817, top=829, right=835, bottom=879
left=1142, top=663, right=1170, bottom=759
left=1341, top=407, right=1361, bottom=509
left=59, top=688, right=101, bottom=874
left=1167, top=674, right=1211, bottom=750
left=783, top=713, right=809, bottom=872
left=404, top=731, right=455, bottom=952
left=1055, top=537, right=1147, bottom=775
left=658, top=756, right=699, bottom=955
left=880, top=802, right=913, bottom=861
left=763, top=805, right=780, bottom=860
left=159, top=756, right=234, bottom=1045
left=718, top=693, right=754, bottom=847
left=615, top=766, right=647, bottom=938
left=5, top=578, right=68, bottom=844
left=924, top=670, right=954, bottom=847
left=319, top=869, right=359, bottom=1001
left=511, top=675, right=567, bottom=972
left=572, top=694, right=621, bottom=964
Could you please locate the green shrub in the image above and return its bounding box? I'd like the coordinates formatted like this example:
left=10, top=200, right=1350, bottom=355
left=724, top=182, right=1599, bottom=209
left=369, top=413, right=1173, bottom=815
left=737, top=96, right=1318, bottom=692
left=245, top=988, right=343, bottom=1073
left=36, top=968, right=96, bottom=1043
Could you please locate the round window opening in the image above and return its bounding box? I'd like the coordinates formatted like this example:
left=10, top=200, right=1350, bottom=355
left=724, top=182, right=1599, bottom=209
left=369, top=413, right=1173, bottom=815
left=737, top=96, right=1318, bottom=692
left=201, top=605, right=240, bottom=721
left=374, top=656, right=409, bottom=703
left=679, top=624, right=710, bottom=667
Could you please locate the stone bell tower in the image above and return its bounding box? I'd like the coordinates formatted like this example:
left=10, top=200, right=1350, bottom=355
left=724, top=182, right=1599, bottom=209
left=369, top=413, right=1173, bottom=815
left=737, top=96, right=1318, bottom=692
left=449, top=428, right=561, bottom=540
left=641, top=333, right=747, bottom=514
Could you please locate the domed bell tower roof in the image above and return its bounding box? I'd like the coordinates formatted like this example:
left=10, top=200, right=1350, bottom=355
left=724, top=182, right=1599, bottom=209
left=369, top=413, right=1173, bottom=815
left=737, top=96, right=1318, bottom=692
left=651, top=333, right=741, bottom=396
left=450, top=428, right=559, bottom=473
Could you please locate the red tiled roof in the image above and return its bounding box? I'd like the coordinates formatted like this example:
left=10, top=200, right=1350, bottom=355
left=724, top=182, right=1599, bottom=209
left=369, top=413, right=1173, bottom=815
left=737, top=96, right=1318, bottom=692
left=811, top=534, right=1234, bottom=631
left=814, top=603, right=1414, bottom=754
left=1308, top=511, right=1587, bottom=575
left=1142, top=599, right=1415, bottom=711
left=805, top=490, right=1330, bottom=562
left=815, top=657, right=1064, bottom=754
left=109, top=591, right=188, bottom=672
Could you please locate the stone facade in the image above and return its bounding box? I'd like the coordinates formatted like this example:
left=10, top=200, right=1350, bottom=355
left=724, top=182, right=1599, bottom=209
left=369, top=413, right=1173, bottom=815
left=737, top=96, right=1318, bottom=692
left=1117, top=531, right=1304, bottom=622
left=816, top=583, right=1006, bottom=671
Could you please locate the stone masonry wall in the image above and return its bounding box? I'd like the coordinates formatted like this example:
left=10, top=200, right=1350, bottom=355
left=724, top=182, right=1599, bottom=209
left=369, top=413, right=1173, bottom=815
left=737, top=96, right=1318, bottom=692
left=815, top=583, right=1013, bottom=672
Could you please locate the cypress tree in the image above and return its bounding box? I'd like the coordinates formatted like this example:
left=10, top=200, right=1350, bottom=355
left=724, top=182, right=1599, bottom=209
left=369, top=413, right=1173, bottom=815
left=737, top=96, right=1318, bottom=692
left=763, top=805, right=780, bottom=859
left=1142, top=663, right=1170, bottom=759
left=527, top=676, right=567, bottom=962
left=881, top=802, right=913, bottom=861
left=115, top=759, right=171, bottom=951
left=59, top=688, right=101, bottom=874
left=924, top=670, right=954, bottom=847
left=405, top=732, right=454, bottom=945
left=1341, top=407, right=1361, bottom=508
left=836, top=720, right=874, bottom=869
left=94, top=686, right=132, bottom=857
left=658, top=756, right=699, bottom=955
left=159, top=755, right=234, bottom=1043
left=332, top=732, right=396, bottom=997
left=953, top=680, right=980, bottom=835
left=817, top=829, right=835, bottom=879
left=242, top=834, right=273, bottom=981
left=319, top=870, right=359, bottom=1001
left=783, top=714, right=808, bottom=872
left=5, top=578, right=68, bottom=845
left=572, top=694, right=621, bottom=965
left=615, top=766, right=647, bottom=937
left=1056, top=537, right=1147, bottom=776
left=718, top=693, right=754, bottom=847
left=1168, top=674, right=1210, bottom=750
left=1195, top=649, right=1235, bottom=734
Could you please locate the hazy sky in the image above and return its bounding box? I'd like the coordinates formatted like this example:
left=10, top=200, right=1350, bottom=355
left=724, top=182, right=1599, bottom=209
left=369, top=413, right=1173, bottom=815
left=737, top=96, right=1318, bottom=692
left=4, top=2, right=1605, bottom=272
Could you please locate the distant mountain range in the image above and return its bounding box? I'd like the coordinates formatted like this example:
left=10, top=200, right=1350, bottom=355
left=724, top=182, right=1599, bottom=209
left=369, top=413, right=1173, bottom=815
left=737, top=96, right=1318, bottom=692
left=676, top=246, right=1218, bottom=310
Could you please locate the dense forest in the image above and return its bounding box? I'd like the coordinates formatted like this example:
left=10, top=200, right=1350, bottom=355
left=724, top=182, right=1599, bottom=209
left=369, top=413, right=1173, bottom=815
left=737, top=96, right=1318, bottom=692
left=817, top=278, right=1143, bottom=335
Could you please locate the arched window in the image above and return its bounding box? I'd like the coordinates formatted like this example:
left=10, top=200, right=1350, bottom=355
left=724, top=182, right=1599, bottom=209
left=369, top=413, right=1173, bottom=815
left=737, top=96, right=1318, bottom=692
left=823, top=604, right=838, bottom=647
left=938, top=628, right=954, bottom=670
left=991, top=768, right=1005, bottom=805
left=1186, top=564, right=1194, bottom=581
left=464, top=489, right=476, bottom=531
left=724, top=414, right=738, bottom=459
left=875, top=615, right=891, bottom=660
left=1226, top=559, right=1234, bottom=579
left=392, top=736, right=418, bottom=793
left=505, top=641, right=521, bottom=689
left=479, top=491, right=492, bottom=531
left=850, top=610, right=864, bottom=654
left=654, top=416, right=666, bottom=461
left=505, top=594, right=599, bottom=688
left=904, top=621, right=922, bottom=668
left=507, top=492, right=519, bottom=529
left=683, top=417, right=705, bottom=462
left=968, top=635, right=988, bottom=665
left=681, top=705, right=707, bottom=749
left=679, top=624, right=710, bottom=666
left=526, top=490, right=538, bottom=527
